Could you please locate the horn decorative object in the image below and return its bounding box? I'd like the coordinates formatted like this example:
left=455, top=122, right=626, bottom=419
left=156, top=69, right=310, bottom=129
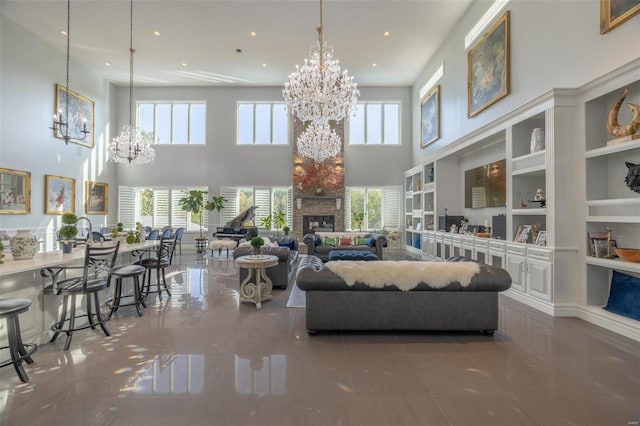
left=607, top=89, right=640, bottom=138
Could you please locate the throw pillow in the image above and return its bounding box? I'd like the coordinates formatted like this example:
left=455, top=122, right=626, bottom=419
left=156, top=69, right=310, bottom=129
left=603, top=271, right=640, bottom=321
left=339, top=236, right=353, bottom=246
left=322, top=237, right=338, bottom=246
left=278, top=239, right=296, bottom=249
left=315, top=235, right=322, bottom=246
left=355, top=237, right=369, bottom=246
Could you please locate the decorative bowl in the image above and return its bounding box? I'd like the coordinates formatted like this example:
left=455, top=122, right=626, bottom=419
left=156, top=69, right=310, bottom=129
left=614, top=248, right=640, bottom=263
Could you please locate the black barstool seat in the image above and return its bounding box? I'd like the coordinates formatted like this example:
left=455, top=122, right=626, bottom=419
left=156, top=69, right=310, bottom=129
left=108, top=264, right=147, bottom=317
left=140, top=236, right=177, bottom=302
left=0, top=298, right=37, bottom=383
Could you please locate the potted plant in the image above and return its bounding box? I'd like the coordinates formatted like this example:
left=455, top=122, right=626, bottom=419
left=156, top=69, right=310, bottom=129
left=59, top=213, right=78, bottom=253
left=126, top=230, right=136, bottom=244
left=259, top=214, right=273, bottom=231
left=179, top=190, right=227, bottom=253
left=283, top=226, right=290, bottom=236
left=273, top=211, right=286, bottom=236
left=250, top=236, right=264, bottom=257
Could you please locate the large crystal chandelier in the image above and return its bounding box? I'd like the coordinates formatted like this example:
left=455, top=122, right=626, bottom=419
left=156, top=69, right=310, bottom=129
left=283, top=0, right=358, bottom=163
left=108, top=0, right=155, bottom=165
left=297, top=122, right=341, bottom=163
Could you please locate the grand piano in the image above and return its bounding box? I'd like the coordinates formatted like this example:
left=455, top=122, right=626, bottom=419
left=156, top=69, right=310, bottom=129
left=214, top=206, right=259, bottom=241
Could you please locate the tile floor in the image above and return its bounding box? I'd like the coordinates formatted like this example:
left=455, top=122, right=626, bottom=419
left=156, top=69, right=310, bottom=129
left=1, top=252, right=639, bottom=426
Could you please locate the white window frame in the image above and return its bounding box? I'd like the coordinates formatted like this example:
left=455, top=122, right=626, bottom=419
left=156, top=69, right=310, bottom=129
left=345, top=185, right=402, bottom=231
left=137, top=101, right=207, bottom=145
left=220, top=186, right=293, bottom=229
left=348, top=101, right=401, bottom=145
left=236, top=102, right=289, bottom=145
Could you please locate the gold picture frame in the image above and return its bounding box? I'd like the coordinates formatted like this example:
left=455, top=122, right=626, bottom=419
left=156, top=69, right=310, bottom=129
left=421, top=85, right=440, bottom=148
left=45, top=174, right=76, bottom=215
left=85, top=181, right=108, bottom=215
left=54, top=84, right=95, bottom=148
left=467, top=11, right=510, bottom=118
left=0, top=167, right=31, bottom=214
left=600, top=0, right=640, bottom=34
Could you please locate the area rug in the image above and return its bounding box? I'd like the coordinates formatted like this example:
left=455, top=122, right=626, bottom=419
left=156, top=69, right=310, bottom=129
left=286, top=282, right=306, bottom=308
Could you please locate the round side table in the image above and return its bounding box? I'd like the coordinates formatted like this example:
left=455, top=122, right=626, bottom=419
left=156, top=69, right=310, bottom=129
left=234, top=254, right=278, bottom=310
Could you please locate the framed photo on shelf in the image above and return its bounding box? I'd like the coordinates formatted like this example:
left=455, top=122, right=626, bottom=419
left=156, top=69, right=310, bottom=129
left=600, top=0, right=640, bottom=34
left=535, top=230, right=547, bottom=246
left=85, top=181, right=108, bottom=215
left=588, top=231, right=609, bottom=257
left=45, top=174, right=75, bottom=214
left=420, top=85, right=440, bottom=148
left=0, top=167, right=31, bottom=214
left=467, top=11, right=510, bottom=117
left=594, top=238, right=617, bottom=258
left=514, top=224, right=532, bottom=243
left=54, top=84, right=95, bottom=148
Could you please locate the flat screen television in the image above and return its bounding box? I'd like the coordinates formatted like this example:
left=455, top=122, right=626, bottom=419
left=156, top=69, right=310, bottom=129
left=464, top=159, right=506, bottom=208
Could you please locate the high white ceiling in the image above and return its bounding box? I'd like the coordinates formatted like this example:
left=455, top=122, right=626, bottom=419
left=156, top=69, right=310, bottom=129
left=2, top=0, right=473, bottom=86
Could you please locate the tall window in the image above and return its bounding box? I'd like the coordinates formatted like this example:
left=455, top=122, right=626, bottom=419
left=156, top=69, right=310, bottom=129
left=348, top=102, right=400, bottom=145
left=237, top=102, right=288, bottom=145
left=138, top=101, right=206, bottom=145
left=119, top=186, right=209, bottom=231
left=345, top=186, right=402, bottom=231
left=220, top=186, right=293, bottom=229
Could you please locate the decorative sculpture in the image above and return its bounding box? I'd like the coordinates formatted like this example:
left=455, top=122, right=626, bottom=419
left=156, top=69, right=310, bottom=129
left=625, top=161, right=640, bottom=194
left=607, top=89, right=640, bottom=138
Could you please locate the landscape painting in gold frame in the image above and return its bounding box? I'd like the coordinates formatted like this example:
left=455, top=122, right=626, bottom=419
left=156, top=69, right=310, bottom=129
left=85, top=181, right=108, bottom=215
left=467, top=11, right=510, bottom=118
left=421, top=85, right=440, bottom=148
left=54, top=84, right=95, bottom=148
left=600, top=0, right=640, bottom=34
left=45, top=174, right=75, bottom=215
left=0, top=167, right=31, bottom=214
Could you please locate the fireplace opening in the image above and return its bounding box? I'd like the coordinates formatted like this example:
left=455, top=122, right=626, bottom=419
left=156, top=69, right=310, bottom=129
left=303, top=215, right=335, bottom=235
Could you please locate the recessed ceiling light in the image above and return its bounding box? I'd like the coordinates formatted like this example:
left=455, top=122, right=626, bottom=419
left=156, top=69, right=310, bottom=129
left=104, top=62, right=111, bottom=67
left=250, top=31, right=257, bottom=37
left=262, top=63, right=267, bottom=67
left=153, top=31, right=161, bottom=36
left=60, top=30, right=68, bottom=36
left=383, top=31, right=390, bottom=37
left=372, top=63, right=378, bottom=67
left=181, top=62, right=188, bottom=67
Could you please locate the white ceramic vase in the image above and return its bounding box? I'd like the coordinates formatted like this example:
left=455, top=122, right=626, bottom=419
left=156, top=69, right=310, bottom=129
left=530, top=128, right=545, bottom=153
left=10, top=229, right=38, bottom=260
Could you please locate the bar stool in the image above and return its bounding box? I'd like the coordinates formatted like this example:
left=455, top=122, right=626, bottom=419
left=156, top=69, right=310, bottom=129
left=42, top=243, right=120, bottom=351
left=139, top=235, right=177, bottom=302
left=107, top=264, right=147, bottom=317
left=0, top=298, right=37, bottom=383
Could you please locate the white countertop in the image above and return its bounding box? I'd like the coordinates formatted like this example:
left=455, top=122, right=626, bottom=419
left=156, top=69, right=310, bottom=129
left=0, top=241, right=159, bottom=276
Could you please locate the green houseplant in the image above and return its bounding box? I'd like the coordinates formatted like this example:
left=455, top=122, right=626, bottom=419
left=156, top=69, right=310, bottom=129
left=250, top=236, right=264, bottom=256
left=282, top=226, right=290, bottom=236
left=259, top=214, right=273, bottom=231
left=59, top=213, right=78, bottom=253
left=178, top=190, right=227, bottom=253
left=272, top=211, right=286, bottom=235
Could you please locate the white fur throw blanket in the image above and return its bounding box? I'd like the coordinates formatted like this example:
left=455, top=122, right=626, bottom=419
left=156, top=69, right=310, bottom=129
left=325, top=260, right=480, bottom=291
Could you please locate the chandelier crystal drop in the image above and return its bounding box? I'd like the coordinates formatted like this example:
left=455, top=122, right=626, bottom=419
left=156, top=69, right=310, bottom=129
left=297, top=122, right=341, bottom=163
left=108, top=0, right=154, bottom=165
left=283, top=41, right=359, bottom=124
left=108, top=125, right=155, bottom=164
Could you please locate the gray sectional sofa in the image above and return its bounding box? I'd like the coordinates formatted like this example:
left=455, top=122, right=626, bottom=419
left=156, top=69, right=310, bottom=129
left=303, top=232, right=387, bottom=261
left=295, top=256, right=512, bottom=334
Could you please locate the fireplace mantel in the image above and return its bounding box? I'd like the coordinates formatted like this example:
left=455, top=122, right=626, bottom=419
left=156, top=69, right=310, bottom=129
left=295, top=195, right=342, bottom=210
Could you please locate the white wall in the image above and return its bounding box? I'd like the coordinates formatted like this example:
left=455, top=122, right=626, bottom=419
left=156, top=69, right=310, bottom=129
left=412, top=0, right=640, bottom=165
left=0, top=15, right=118, bottom=243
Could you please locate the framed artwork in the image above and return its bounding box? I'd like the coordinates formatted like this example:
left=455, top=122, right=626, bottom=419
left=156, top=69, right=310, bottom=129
left=85, top=181, right=108, bottom=214
left=600, top=0, right=640, bottom=34
left=514, top=224, right=532, bottom=243
left=535, top=230, right=547, bottom=246
left=594, top=238, right=617, bottom=258
left=0, top=167, right=31, bottom=214
left=45, top=174, right=75, bottom=214
left=54, top=84, right=95, bottom=148
left=588, top=231, right=609, bottom=257
left=467, top=11, right=510, bottom=118
left=421, top=85, right=440, bottom=148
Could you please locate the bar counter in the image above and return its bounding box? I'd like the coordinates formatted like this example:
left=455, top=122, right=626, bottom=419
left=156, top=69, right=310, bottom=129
left=0, top=241, right=159, bottom=345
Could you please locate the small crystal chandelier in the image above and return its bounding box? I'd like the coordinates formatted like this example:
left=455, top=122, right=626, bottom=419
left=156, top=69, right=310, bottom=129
left=108, top=0, right=155, bottom=165
left=283, top=0, right=359, bottom=125
left=297, top=122, right=341, bottom=163
left=50, top=0, right=90, bottom=144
